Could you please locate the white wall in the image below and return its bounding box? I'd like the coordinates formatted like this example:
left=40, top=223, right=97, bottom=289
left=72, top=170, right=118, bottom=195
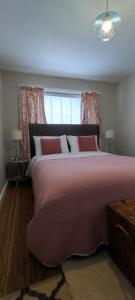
left=0, top=72, right=6, bottom=193
left=2, top=70, right=117, bottom=159
left=116, top=74, right=135, bottom=156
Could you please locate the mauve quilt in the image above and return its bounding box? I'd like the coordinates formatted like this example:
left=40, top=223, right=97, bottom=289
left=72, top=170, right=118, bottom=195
left=28, top=154, right=135, bottom=266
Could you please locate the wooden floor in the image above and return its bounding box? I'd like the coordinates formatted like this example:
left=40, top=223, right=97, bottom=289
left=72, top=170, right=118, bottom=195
left=0, top=182, right=61, bottom=297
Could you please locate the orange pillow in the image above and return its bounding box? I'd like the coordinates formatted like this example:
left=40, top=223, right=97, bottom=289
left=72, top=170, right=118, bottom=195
left=40, top=138, right=62, bottom=155
left=78, top=136, right=98, bottom=151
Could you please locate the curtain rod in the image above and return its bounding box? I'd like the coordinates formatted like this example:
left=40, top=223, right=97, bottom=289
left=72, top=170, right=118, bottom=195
left=45, top=88, right=101, bottom=95
left=18, top=85, right=101, bottom=95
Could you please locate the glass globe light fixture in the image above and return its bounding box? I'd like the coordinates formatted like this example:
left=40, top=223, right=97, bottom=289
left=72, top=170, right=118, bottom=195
left=93, top=0, right=121, bottom=42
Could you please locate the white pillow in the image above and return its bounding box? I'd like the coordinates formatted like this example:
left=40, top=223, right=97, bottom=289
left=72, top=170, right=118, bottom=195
left=67, top=135, right=79, bottom=152
left=33, top=135, right=69, bottom=155
left=67, top=135, right=99, bottom=152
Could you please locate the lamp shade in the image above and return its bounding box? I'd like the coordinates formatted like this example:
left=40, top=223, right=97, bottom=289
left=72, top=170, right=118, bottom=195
left=105, top=129, right=114, bottom=139
left=93, top=11, right=121, bottom=42
left=11, top=129, right=22, bottom=140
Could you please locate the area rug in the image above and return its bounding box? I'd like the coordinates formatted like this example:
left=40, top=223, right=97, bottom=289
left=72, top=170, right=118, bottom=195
left=0, top=274, right=72, bottom=300
left=1, top=250, right=135, bottom=300
left=62, top=250, right=135, bottom=300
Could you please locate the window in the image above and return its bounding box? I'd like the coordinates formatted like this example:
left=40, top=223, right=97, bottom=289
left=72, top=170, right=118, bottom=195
left=44, top=93, right=81, bottom=124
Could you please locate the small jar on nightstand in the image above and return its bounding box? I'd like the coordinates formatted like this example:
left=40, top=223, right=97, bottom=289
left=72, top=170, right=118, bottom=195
left=6, top=160, right=28, bottom=186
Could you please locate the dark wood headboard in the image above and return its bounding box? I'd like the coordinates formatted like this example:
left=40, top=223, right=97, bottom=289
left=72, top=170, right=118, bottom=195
left=29, top=124, right=100, bottom=157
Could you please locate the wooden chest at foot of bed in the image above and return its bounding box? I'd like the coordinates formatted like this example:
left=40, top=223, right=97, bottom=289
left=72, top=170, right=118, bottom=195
left=108, top=199, right=135, bottom=288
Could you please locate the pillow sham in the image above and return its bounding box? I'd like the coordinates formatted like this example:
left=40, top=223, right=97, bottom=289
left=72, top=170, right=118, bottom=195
left=41, top=138, right=62, bottom=155
left=33, top=135, right=69, bottom=155
left=67, top=135, right=98, bottom=152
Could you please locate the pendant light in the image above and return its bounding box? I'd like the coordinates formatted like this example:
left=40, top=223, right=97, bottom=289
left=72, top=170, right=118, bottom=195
left=93, top=0, right=121, bottom=42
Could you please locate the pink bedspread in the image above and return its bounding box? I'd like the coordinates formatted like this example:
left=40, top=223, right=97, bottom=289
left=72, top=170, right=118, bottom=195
left=28, top=154, right=135, bottom=266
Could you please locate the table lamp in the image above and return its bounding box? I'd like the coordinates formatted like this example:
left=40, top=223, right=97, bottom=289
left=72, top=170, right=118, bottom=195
left=105, top=129, right=114, bottom=152
left=11, top=129, right=22, bottom=160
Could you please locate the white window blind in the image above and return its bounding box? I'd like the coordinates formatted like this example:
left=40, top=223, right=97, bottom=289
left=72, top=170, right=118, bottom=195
left=44, top=93, right=81, bottom=124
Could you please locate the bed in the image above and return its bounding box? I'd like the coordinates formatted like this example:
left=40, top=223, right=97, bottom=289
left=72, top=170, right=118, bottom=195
left=27, top=124, right=135, bottom=266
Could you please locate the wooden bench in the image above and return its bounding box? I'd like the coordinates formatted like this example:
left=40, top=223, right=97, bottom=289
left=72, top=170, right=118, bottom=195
left=108, top=198, right=135, bottom=288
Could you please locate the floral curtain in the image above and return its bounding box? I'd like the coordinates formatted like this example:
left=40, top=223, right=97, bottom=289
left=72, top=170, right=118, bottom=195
left=81, top=92, right=101, bottom=126
left=19, top=86, right=47, bottom=160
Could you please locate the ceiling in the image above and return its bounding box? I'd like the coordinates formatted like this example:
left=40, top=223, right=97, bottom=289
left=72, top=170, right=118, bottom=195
left=0, top=0, right=135, bottom=82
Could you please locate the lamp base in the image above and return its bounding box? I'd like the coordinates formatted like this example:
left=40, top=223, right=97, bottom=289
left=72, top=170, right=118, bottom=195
left=108, top=139, right=111, bottom=153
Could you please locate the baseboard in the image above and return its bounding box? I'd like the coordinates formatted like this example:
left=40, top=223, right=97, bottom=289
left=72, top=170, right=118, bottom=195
left=0, top=180, right=8, bottom=203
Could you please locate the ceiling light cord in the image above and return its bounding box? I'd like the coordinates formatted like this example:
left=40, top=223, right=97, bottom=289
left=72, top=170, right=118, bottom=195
left=106, top=0, right=108, bottom=12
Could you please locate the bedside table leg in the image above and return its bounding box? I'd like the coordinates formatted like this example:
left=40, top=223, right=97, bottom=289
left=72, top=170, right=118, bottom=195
left=15, top=179, right=19, bottom=188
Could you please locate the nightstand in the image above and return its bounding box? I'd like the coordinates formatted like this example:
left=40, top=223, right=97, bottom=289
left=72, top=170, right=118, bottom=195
left=6, top=160, right=28, bottom=185
left=108, top=199, right=135, bottom=288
